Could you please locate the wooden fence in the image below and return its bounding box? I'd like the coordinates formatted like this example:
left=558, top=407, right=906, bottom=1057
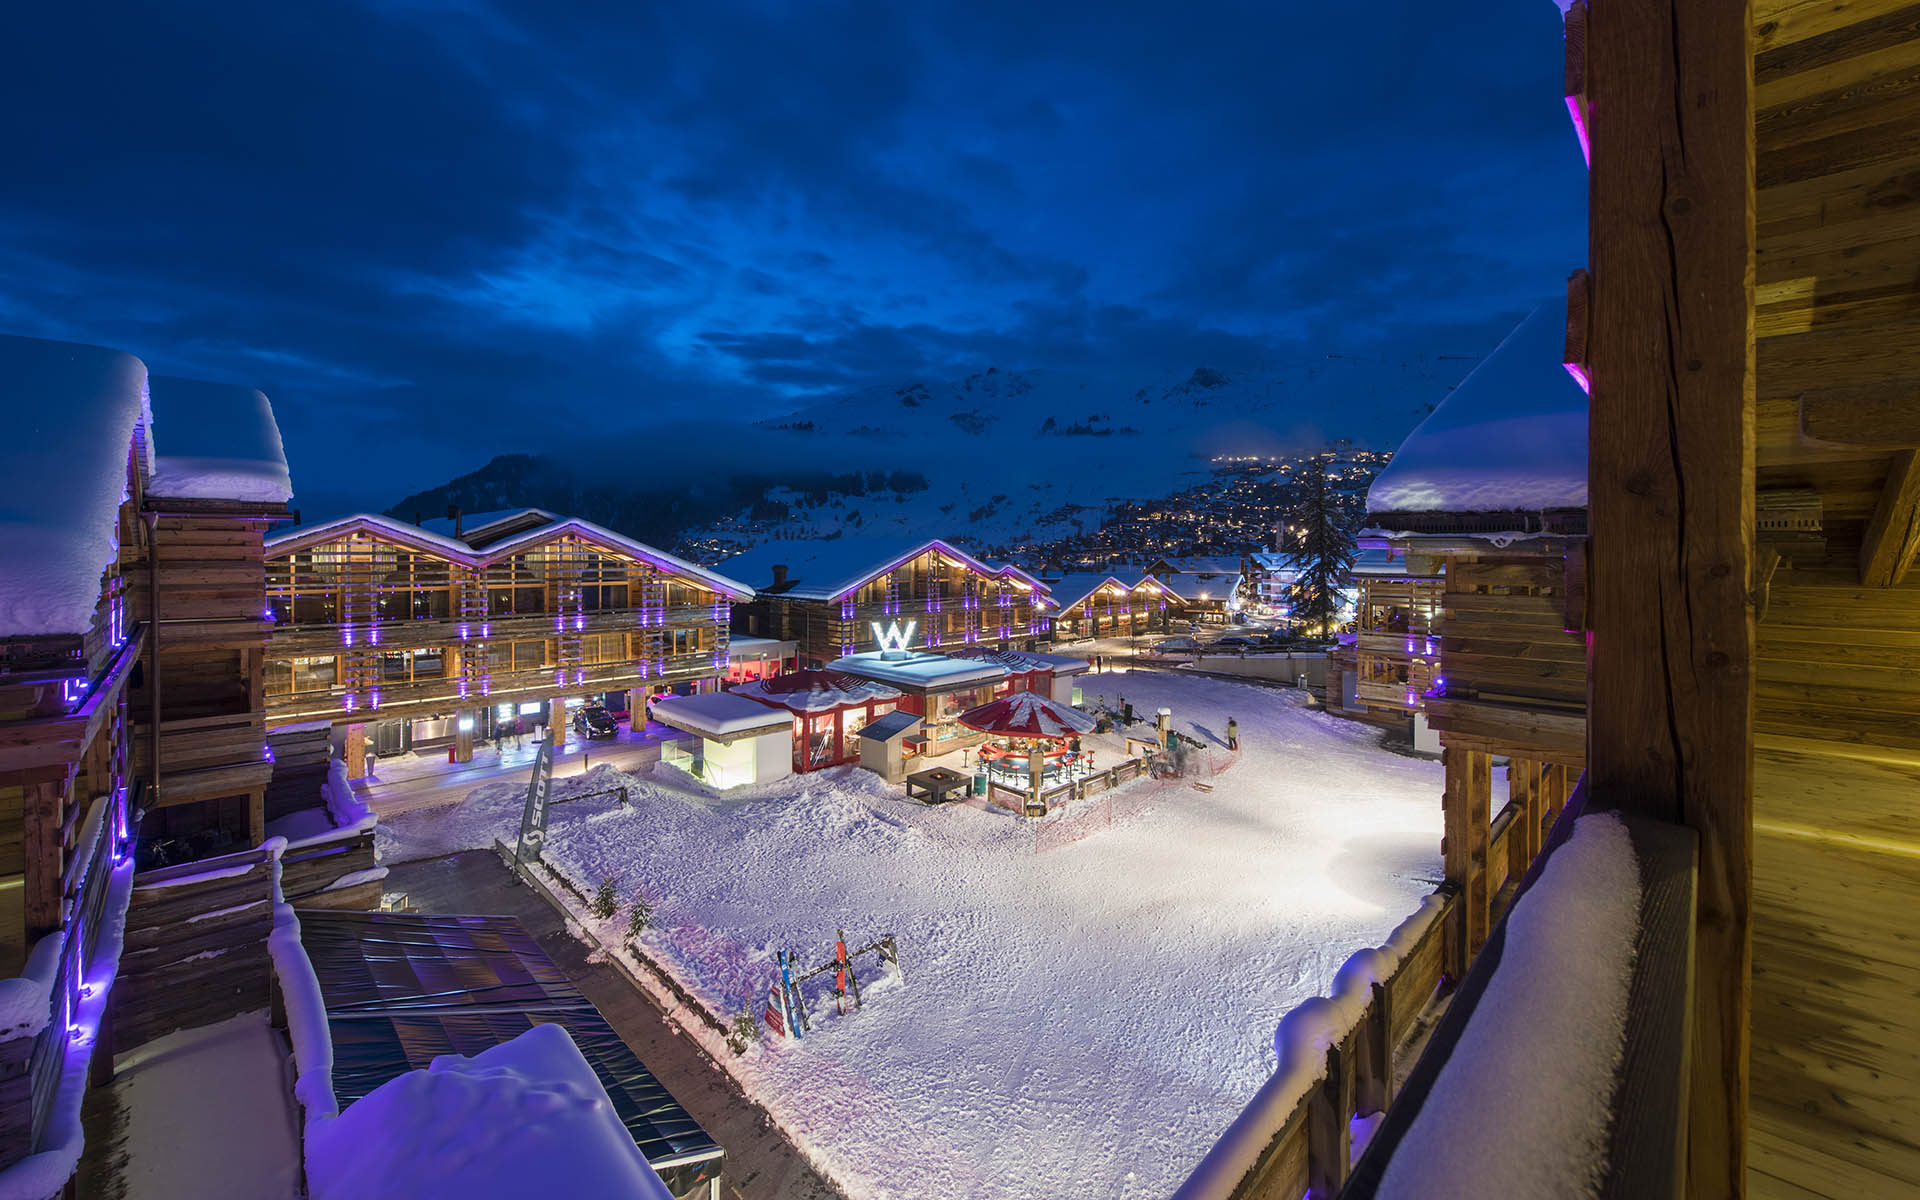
left=1172, top=888, right=1458, bottom=1200
left=984, top=756, right=1147, bottom=816
left=111, top=842, right=279, bottom=1051
left=278, top=828, right=381, bottom=910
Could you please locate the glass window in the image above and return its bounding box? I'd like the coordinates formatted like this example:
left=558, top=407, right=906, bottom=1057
left=291, top=656, right=337, bottom=693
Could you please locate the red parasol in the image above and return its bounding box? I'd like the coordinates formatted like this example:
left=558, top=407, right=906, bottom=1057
left=957, top=690, right=1097, bottom=740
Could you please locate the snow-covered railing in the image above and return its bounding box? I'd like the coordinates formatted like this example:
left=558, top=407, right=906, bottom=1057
left=0, top=783, right=137, bottom=1195
left=1341, top=787, right=1699, bottom=1200
left=1172, top=887, right=1457, bottom=1200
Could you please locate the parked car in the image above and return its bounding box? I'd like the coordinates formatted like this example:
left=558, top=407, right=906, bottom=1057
left=1209, top=635, right=1262, bottom=651
left=571, top=704, right=619, bottom=739
left=1151, top=636, right=1202, bottom=653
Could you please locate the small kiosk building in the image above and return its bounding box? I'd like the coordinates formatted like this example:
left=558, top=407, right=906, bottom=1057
left=730, top=668, right=903, bottom=772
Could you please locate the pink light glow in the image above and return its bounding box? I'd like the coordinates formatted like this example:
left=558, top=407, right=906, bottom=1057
left=1564, top=359, right=1591, bottom=394
left=1565, top=94, right=1590, bottom=166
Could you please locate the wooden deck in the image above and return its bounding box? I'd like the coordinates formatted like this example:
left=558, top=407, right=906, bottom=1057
left=1750, top=741, right=1920, bottom=1198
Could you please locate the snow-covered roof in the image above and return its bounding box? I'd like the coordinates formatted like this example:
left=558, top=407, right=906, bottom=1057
left=949, top=645, right=1090, bottom=676
left=1366, top=297, right=1587, bottom=519
left=652, top=692, right=791, bottom=740
left=1350, top=546, right=1437, bottom=579
left=957, top=690, right=1098, bottom=738
left=306, top=1023, right=673, bottom=1200
left=1157, top=556, right=1243, bottom=576
left=830, top=649, right=1007, bottom=691
left=484, top=518, right=753, bottom=600
left=414, top=508, right=535, bottom=540
left=1047, top=573, right=1129, bottom=610
left=145, top=376, right=292, bottom=504
left=732, top=668, right=902, bottom=715
left=0, top=334, right=151, bottom=639
left=1160, top=573, right=1238, bottom=603
left=1249, top=552, right=1292, bottom=573
left=266, top=513, right=753, bottom=600
left=719, top=538, right=1047, bottom=602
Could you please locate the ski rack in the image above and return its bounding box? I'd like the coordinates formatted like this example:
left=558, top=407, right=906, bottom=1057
left=769, top=931, right=901, bottom=1036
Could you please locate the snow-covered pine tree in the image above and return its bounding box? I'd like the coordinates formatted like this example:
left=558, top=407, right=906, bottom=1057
left=1282, top=453, right=1356, bottom=633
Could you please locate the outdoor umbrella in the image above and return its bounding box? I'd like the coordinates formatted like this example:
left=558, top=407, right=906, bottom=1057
left=958, top=691, right=1097, bottom=796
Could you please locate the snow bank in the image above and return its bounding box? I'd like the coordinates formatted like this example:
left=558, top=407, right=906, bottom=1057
left=1366, top=297, right=1587, bottom=517
left=1376, top=813, right=1639, bottom=1200
left=321, top=757, right=376, bottom=833
left=0, top=935, right=62, bottom=1041
left=1172, top=891, right=1450, bottom=1200
left=266, top=902, right=338, bottom=1123
left=144, top=376, right=291, bottom=504
left=304, top=1023, right=673, bottom=1200
left=0, top=334, right=150, bottom=638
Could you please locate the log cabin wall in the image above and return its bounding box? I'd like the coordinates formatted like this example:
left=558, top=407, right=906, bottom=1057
left=1418, top=545, right=1586, bottom=971
left=264, top=523, right=736, bottom=730
left=1348, top=571, right=1444, bottom=718
left=125, top=505, right=284, bottom=855
left=1743, top=1, right=1920, bottom=1192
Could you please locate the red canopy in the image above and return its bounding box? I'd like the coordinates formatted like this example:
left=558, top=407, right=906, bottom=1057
left=732, top=668, right=902, bottom=715
left=957, top=691, right=1097, bottom=739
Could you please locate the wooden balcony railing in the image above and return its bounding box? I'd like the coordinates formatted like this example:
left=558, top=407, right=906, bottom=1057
left=1178, top=775, right=1700, bottom=1200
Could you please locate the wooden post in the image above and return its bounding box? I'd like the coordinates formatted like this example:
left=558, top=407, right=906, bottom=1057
left=1588, top=0, right=1754, bottom=1192
left=22, top=775, right=68, bottom=941
left=343, top=722, right=367, bottom=781
left=1540, top=762, right=1568, bottom=843
left=1306, top=1037, right=1356, bottom=1198
left=1441, top=747, right=1492, bottom=968
left=453, top=710, right=474, bottom=764
left=246, top=788, right=266, bottom=848
left=547, top=698, right=567, bottom=749
left=1510, top=758, right=1545, bottom=865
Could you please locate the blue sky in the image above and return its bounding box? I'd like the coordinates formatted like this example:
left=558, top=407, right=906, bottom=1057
left=1, top=0, right=1585, bottom=515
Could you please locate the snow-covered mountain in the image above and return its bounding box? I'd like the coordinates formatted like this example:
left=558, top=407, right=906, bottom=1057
left=387, top=358, right=1473, bottom=562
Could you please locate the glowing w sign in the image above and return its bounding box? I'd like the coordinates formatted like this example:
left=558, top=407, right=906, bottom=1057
left=871, top=620, right=918, bottom=652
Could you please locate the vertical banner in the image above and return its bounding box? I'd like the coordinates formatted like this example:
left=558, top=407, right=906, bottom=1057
left=513, top=739, right=557, bottom=863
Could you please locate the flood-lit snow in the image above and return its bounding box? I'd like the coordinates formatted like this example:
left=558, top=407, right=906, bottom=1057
left=379, top=670, right=1444, bottom=1199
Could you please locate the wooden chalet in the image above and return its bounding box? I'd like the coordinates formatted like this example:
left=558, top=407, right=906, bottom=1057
left=1176, top=2, right=1920, bottom=1197
left=720, top=538, right=1054, bottom=667
left=1045, top=571, right=1178, bottom=641
left=1323, top=547, right=1446, bottom=739
left=1147, top=556, right=1244, bottom=624
left=1362, top=295, right=1592, bottom=910
left=0, top=342, right=384, bottom=1193
left=263, top=512, right=752, bottom=773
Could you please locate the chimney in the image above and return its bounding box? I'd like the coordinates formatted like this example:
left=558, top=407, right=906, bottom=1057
left=772, top=564, right=789, bottom=586
left=445, top=503, right=462, bottom=539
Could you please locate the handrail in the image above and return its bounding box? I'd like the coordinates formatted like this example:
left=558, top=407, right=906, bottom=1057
left=1339, top=776, right=1698, bottom=1200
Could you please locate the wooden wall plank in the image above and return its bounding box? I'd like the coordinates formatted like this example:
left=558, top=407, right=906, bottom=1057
left=1860, top=450, right=1920, bottom=584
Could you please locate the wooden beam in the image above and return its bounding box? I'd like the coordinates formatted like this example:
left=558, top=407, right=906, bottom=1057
left=1565, top=267, right=1592, bottom=391
left=1860, top=449, right=1920, bottom=586
left=1588, top=0, right=1754, bottom=1193
left=1442, top=747, right=1492, bottom=965
left=1565, top=0, right=1591, bottom=165
left=1799, top=382, right=1920, bottom=449
left=22, top=776, right=68, bottom=941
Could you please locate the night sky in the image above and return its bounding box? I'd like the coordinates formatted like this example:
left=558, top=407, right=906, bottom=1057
left=2, top=2, right=1585, bottom=518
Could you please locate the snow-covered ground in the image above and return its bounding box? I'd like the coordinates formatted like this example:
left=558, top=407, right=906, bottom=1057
left=378, top=670, right=1443, bottom=1199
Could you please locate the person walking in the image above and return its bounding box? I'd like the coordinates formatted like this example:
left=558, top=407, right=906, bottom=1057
left=1226, top=717, right=1240, bottom=752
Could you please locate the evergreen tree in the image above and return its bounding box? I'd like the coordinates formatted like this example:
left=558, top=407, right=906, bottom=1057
left=1282, top=454, right=1357, bottom=633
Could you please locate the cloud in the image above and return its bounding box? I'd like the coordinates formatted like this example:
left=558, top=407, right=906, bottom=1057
left=0, top=0, right=1585, bottom=517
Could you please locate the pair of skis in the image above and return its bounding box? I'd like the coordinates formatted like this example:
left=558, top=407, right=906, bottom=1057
left=769, top=929, right=872, bottom=1039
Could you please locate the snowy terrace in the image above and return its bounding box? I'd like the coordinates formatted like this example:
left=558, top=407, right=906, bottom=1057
left=378, top=669, right=1447, bottom=1199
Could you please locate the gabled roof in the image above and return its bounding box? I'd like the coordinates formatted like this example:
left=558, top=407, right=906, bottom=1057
left=462, top=508, right=561, bottom=549
left=1159, top=573, right=1238, bottom=602
left=145, top=375, right=292, bottom=505
left=0, top=334, right=152, bottom=639
left=1366, top=296, right=1587, bottom=522
left=1154, top=556, right=1243, bottom=577
left=266, top=513, right=753, bottom=599
left=718, top=537, right=1049, bottom=602
left=1046, top=572, right=1172, bottom=611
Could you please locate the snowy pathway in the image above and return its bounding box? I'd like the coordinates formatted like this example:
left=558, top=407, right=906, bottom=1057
left=379, top=670, right=1443, bottom=1200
